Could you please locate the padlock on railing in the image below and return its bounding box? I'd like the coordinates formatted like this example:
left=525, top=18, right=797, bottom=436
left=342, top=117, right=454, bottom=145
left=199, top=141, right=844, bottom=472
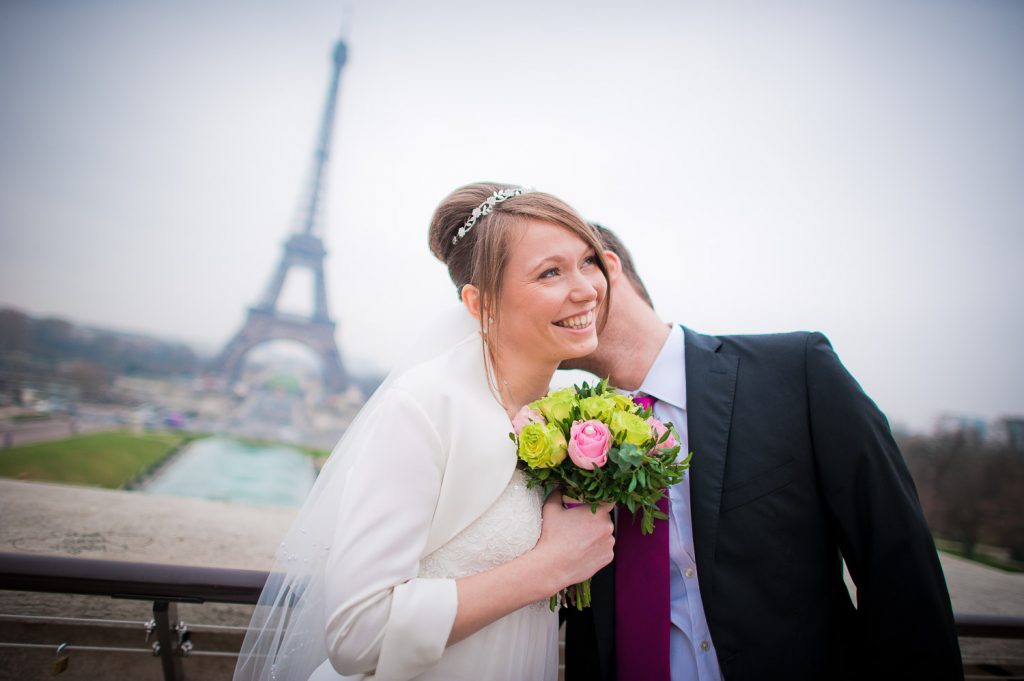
left=50, top=643, right=69, bottom=676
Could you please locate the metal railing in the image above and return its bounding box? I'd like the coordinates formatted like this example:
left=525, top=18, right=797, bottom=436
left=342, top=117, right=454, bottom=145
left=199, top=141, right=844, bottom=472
left=0, top=551, right=266, bottom=680
left=1, top=551, right=1023, bottom=680
left=0, top=551, right=266, bottom=604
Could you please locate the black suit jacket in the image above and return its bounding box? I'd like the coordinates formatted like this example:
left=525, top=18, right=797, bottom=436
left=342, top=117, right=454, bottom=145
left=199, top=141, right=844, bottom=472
left=563, top=327, right=963, bottom=681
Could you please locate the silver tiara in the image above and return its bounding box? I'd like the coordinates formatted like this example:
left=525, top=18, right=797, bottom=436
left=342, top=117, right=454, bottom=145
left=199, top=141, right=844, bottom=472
left=452, top=187, right=533, bottom=245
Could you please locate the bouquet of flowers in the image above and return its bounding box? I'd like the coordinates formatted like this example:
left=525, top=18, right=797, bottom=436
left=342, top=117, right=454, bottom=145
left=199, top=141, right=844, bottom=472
left=510, top=380, right=691, bottom=610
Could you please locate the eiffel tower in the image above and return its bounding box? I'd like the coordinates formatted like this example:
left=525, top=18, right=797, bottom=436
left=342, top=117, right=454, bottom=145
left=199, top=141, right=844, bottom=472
left=215, top=36, right=350, bottom=394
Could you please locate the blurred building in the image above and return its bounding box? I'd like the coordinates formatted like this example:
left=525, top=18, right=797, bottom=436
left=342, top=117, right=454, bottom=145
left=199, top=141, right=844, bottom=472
left=990, top=416, right=1024, bottom=453
left=935, top=413, right=988, bottom=444
left=933, top=413, right=1024, bottom=453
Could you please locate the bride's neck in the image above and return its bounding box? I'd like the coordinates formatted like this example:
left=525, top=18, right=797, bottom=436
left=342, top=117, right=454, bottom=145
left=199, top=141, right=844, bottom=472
left=489, top=341, right=557, bottom=418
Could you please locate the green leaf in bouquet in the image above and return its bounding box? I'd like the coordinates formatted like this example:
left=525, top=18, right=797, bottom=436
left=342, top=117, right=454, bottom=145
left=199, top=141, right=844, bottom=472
left=606, top=446, right=623, bottom=471
left=661, top=445, right=682, bottom=462
left=641, top=509, right=655, bottom=534
left=614, top=442, right=645, bottom=469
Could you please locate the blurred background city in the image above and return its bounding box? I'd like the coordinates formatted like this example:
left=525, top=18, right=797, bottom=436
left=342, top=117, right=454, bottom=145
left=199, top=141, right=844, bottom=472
left=0, top=0, right=1022, bottom=678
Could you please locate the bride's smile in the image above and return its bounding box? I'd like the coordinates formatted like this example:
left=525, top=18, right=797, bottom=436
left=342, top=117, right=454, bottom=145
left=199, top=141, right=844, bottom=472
left=553, top=308, right=596, bottom=331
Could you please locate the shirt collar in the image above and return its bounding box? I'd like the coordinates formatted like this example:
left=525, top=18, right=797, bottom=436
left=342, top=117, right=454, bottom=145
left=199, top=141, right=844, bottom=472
left=637, top=324, right=686, bottom=411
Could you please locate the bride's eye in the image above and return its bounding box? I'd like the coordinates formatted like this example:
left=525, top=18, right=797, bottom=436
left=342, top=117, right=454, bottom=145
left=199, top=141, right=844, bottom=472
left=581, top=254, right=597, bottom=267
left=540, top=268, right=560, bottom=279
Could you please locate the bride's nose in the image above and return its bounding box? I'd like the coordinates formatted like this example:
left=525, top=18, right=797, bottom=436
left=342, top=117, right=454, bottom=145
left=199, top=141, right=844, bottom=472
left=568, top=269, right=600, bottom=303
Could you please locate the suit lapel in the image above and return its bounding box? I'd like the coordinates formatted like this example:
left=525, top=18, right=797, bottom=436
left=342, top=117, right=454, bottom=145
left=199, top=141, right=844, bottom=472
left=683, top=326, right=738, bottom=603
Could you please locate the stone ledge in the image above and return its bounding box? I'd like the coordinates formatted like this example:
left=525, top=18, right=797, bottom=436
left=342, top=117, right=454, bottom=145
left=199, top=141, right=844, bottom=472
left=0, top=479, right=297, bottom=633
left=0, top=479, right=295, bottom=571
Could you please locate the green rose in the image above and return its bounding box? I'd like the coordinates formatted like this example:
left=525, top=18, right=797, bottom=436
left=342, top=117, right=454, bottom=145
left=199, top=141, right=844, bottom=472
left=578, top=395, right=615, bottom=422
left=531, top=387, right=576, bottom=425
left=610, top=410, right=652, bottom=447
left=517, top=422, right=568, bottom=468
left=609, top=393, right=638, bottom=413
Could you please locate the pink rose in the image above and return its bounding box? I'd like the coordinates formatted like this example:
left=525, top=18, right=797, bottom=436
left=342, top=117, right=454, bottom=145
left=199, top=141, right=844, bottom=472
left=568, top=419, right=612, bottom=470
left=512, top=406, right=546, bottom=436
left=648, top=417, right=676, bottom=451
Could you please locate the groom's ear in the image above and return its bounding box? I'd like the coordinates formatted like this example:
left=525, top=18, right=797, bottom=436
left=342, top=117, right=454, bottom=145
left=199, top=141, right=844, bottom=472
left=461, top=284, right=482, bottom=321
left=602, top=250, right=624, bottom=283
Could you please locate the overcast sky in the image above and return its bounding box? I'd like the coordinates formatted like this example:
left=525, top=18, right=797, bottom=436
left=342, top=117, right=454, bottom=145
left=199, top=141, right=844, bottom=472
left=1, top=0, right=1022, bottom=431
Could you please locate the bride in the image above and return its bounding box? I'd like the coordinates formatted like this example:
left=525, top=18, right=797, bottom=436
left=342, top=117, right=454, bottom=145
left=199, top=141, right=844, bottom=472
left=234, top=183, right=615, bottom=681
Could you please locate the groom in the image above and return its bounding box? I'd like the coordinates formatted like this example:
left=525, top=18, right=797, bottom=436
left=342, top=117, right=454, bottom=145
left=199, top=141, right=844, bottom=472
left=561, top=226, right=963, bottom=680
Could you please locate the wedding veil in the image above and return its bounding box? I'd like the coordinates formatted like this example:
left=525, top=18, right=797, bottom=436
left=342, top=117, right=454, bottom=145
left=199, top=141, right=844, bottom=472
left=233, top=305, right=480, bottom=681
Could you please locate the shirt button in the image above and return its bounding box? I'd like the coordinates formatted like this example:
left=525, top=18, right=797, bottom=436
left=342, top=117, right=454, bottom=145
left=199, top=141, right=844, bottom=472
left=700, top=640, right=710, bottom=652
left=684, top=568, right=695, bottom=578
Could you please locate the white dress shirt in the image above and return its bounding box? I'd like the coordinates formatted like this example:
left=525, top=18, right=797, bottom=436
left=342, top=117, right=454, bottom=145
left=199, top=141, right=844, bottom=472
left=637, top=325, right=723, bottom=681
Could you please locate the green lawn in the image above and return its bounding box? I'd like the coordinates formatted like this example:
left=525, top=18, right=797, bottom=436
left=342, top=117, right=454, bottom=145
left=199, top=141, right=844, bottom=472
left=0, top=431, right=192, bottom=489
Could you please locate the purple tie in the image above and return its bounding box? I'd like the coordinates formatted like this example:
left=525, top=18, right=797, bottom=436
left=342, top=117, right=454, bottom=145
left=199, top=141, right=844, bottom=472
left=616, top=395, right=671, bottom=681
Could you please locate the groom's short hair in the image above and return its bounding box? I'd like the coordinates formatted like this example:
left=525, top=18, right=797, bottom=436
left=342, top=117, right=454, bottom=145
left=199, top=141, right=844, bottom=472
left=591, top=223, right=655, bottom=309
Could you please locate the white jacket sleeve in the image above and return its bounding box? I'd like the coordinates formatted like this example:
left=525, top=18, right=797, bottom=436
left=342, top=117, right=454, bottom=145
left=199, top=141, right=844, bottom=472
left=323, top=387, right=458, bottom=680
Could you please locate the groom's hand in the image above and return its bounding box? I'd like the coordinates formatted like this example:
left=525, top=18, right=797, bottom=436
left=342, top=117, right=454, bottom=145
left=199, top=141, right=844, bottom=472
left=536, top=491, right=615, bottom=590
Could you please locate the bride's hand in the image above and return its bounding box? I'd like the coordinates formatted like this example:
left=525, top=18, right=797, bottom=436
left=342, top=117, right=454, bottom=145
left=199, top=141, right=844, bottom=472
left=533, top=490, right=615, bottom=591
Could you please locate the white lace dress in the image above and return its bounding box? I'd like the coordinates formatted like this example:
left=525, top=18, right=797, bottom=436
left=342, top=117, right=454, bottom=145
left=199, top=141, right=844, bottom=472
left=413, top=468, right=558, bottom=681
left=309, top=468, right=558, bottom=681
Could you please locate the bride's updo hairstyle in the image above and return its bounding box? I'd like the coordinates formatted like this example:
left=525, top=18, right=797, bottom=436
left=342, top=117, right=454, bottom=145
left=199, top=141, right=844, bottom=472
left=428, top=182, right=611, bottom=348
